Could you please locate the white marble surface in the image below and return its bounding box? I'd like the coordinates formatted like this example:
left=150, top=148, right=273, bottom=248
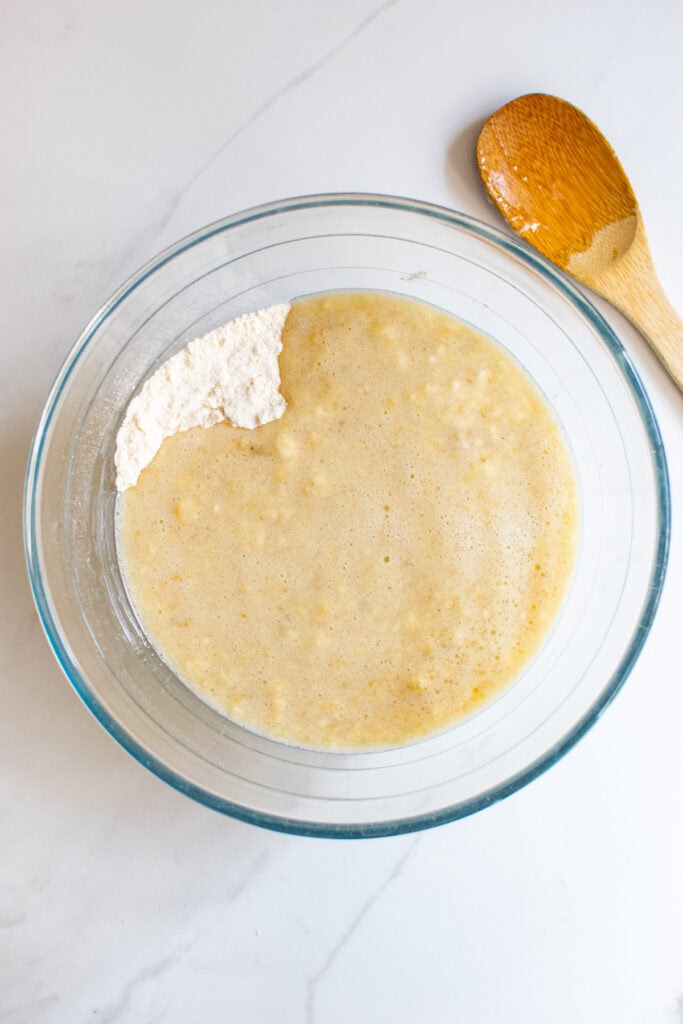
left=2, top=0, right=683, bottom=1020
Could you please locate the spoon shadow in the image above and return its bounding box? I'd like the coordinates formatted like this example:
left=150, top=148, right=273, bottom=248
left=444, top=114, right=505, bottom=221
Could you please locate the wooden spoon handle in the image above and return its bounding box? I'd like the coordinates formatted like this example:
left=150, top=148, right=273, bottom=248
left=585, top=221, right=683, bottom=393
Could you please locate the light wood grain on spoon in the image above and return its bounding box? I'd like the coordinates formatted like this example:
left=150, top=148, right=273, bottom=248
left=477, top=93, right=683, bottom=392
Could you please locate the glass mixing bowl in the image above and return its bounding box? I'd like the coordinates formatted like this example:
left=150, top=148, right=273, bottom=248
left=24, top=194, right=670, bottom=837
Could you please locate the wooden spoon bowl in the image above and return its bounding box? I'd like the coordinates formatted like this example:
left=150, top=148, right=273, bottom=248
left=477, top=93, right=683, bottom=392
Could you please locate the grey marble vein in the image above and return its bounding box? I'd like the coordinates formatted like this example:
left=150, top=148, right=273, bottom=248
left=92, top=849, right=270, bottom=1024
left=94, top=947, right=183, bottom=1024
left=129, top=0, right=400, bottom=261
left=305, top=837, right=419, bottom=1024
left=178, top=0, right=400, bottom=184
left=222, top=848, right=271, bottom=905
left=0, top=995, right=58, bottom=1024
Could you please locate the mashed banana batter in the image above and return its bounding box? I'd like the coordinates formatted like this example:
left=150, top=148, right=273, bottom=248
left=117, top=292, right=578, bottom=750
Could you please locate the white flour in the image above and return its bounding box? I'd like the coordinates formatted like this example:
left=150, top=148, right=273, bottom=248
left=114, top=303, right=290, bottom=491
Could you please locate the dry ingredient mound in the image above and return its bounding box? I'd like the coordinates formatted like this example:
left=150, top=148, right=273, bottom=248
left=114, top=304, right=290, bottom=491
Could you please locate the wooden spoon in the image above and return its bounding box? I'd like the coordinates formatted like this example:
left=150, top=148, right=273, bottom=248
left=477, top=93, right=683, bottom=392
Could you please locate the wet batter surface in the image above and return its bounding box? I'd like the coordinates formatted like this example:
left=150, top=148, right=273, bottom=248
left=117, top=292, right=578, bottom=750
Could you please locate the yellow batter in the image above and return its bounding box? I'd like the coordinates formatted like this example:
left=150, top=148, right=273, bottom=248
left=117, top=292, right=578, bottom=750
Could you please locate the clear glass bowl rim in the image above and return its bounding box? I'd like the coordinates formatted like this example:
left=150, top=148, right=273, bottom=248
left=23, top=192, right=671, bottom=838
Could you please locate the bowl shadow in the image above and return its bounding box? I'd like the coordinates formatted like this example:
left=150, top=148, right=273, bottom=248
left=444, top=115, right=500, bottom=223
